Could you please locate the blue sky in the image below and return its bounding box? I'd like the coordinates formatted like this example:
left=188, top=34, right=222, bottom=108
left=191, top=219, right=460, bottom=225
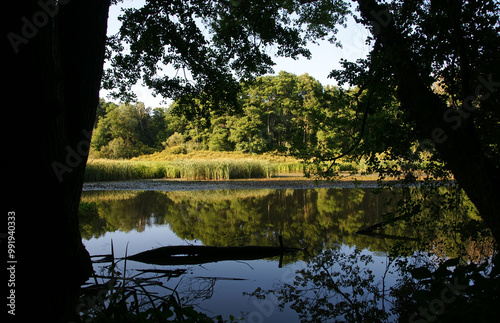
left=101, top=0, right=371, bottom=108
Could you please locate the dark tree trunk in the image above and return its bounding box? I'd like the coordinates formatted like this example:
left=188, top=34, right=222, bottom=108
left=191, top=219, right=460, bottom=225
left=357, top=0, right=500, bottom=242
left=4, top=0, right=110, bottom=321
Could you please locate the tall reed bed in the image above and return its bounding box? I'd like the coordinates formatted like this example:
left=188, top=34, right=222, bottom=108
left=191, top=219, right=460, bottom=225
left=84, top=159, right=179, bottom=181
left=84, top=158, right=274, bottom=181
left=174, top=159, right=272, bottom=180
left=272, top=162, right=304, bottom=173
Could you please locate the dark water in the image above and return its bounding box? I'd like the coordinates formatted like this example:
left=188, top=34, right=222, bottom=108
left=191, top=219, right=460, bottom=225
left=79, top=187, right=497, bottom=322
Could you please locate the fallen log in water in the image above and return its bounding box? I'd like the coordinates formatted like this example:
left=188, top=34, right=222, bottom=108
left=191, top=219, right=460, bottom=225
left=126, top=244, right=302, bottom=266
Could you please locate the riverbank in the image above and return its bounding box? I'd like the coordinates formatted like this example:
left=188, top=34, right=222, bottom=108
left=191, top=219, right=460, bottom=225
left=83, top=153, right=449, bottom=190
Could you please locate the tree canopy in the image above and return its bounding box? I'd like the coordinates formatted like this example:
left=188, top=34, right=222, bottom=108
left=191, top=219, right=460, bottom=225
left=103, top=0, right=499, bottom=173
left=103, top=0, right=348, bottom=106
left=6, top=0, right=499, bottom=320
left=102, top=0, right=500, bottom=239
left=94, top=72, right=370, bottom=158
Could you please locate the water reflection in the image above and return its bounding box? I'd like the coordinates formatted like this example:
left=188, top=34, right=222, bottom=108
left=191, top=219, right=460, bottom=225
left=78, top=187, right=498, bottom=322
left=249, top=247, right=499, bottom=323
left=80, top=188, right=402, bottom=254
left=248, top=247, right=393, bottom=322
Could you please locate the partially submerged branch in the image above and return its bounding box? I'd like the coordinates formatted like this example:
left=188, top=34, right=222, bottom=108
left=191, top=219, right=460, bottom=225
left=125, top=243, right=302, bottom=266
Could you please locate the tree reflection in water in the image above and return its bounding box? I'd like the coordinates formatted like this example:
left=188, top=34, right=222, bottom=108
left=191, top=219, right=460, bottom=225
left=79, top=187, right=499, bottom=321
left=248, top=247, right=391, bottom=322
left=247, top=248, right=499, bottom=322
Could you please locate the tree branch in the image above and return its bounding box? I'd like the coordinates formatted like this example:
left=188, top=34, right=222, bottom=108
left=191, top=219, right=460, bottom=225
left=322, top=79, right=372, bottom=176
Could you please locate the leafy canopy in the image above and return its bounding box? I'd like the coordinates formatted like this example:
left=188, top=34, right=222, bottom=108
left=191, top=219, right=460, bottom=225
left=104, top=0, right=500, bottom=182
left=103, top=0, right=349, bottom=109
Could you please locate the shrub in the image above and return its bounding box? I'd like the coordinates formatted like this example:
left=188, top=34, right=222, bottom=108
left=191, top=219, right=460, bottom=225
left=164, top=132, right=185, bottom=148
left=165, top=145, right=187, bottom=155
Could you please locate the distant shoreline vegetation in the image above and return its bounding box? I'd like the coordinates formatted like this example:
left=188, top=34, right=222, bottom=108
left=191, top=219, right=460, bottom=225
left=83, top=151, right=372, bottom=181
left=91, top=72, right=346, bottom=160
left=87, top=71, right=447, bottom=182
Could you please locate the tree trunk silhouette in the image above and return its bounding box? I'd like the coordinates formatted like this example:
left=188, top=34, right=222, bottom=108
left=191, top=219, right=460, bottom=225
left=4, top=0, right=110, bottom=321
left=357, top=0, right=500, bottom=242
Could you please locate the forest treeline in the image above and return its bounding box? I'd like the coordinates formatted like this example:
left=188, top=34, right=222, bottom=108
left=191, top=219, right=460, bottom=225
left=92, top=71, right=367, bottom=159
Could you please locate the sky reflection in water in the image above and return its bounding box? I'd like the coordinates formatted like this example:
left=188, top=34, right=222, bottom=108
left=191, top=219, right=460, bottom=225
left=79, top=187, right=492, bottom=322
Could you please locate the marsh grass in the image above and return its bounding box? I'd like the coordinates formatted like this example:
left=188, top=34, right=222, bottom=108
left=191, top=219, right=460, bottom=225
left=84, top=150, right=381, bottom=182
left=174, top=158, right=273, bottom=180
left=84, top=160, right=179, bottom=181
left=84, top=158, right=276, bottom=181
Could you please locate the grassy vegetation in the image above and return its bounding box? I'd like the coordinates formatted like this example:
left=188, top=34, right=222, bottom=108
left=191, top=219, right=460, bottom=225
left=84, top=158, right=277, bottom=181
left=85, top=159, right=179, bottom=181
left=132, top=149, right=300, bottom=164
left=84, top=150, right=385, bottom=182
left=85, top=149, right=446, bottom=182
left=78, top=243, right=227, bottom=322
left=84, top=150, right=307, bottom=181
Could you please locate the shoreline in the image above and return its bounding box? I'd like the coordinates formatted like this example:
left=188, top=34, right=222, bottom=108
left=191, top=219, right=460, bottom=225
left=82, top=178, right=380, bottom=191
left=82, top=173, right=389, bottom=191
left=82, top=173, right=454, bottom=192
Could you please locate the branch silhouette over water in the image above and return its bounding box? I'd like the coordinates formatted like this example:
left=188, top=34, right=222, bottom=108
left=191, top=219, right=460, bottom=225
left=126, top=243, right=302, bottom=266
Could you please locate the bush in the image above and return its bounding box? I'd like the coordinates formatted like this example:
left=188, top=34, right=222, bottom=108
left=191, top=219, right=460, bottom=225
left=165, top=145, right=187, bottom=155
left=100, top=138, right=155, bottom=159
left=164, top=132, right=185, bottom=147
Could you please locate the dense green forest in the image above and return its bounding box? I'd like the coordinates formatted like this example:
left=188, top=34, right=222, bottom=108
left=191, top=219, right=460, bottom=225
left=92, top=71, right=443, bottom=181
left=92, top=71, right=368, bottom=159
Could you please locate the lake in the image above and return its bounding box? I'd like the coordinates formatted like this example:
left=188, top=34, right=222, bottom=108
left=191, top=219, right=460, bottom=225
left=78, top=183, right=498, bottom=322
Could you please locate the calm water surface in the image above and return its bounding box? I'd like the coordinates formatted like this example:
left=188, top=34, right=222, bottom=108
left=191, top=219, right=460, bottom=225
left=79, top=187, right=495, bottom=322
